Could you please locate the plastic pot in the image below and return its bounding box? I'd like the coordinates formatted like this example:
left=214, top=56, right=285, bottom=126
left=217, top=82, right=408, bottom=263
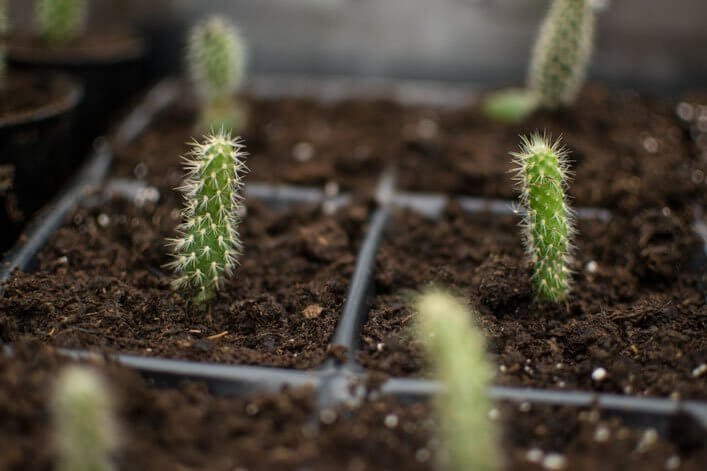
left=0, top=71, right=83, bottom=252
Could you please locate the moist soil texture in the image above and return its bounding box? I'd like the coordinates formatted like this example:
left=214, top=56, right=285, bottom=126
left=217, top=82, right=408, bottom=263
left=113, top=85, right=703, bottom=212
left=0, top=195, right=367, bottom=369
left=0, top=343, right=704, bottom=470
left=0, top=72, right=71, bottom=120
left=396, top=86, right=704, bottom=213
left=8, top=31, right=143, bottom=63
left=357, top=204, right=706, bottom=399
left=111, top=92, right=413, bottom=193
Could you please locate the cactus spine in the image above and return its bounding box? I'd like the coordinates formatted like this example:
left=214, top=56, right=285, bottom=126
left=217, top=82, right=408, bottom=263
left=167, top=132, right=247, bottom=307
left=187, top=16, right=247, bottom=133
left=35, top=0, right=87, bottom=45
left=528, top=0, right=595, bottom=108
left=415, top=290, right=500, bottom=471
left=512, top=134, right=574, bottom=302
left=53, top=366, right=118, bottom=471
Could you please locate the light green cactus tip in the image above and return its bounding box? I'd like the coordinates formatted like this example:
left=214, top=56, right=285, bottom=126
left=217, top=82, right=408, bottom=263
left=414, top=289, right=501, bottom=471
left=512, top=134, right=575, bottom=302
left=187, top=16, right=248, bottom=133
left=528, top=0, right=595, bottom=108
left=35, top=0, right=88, bottom=45
left=167, top=131, right=247, bottom=308
left=53, top=366, right=118, bottom=471
left=482, top=88, right=539, bottom=124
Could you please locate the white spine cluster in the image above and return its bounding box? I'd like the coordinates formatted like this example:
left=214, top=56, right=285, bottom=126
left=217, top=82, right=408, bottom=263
left=167, top=132, right=247, bottom=307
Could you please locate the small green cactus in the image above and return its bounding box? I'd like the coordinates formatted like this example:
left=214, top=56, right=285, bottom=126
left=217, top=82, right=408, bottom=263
left=35, top=0, right=88, bottom=45
left=53, top=366, right=118, bottom=471
left=415, top=290, right=501, bottom=471
left=187, top=16, right=248, bottom=133
left=167, top=132, right=247, bottom=307
left=481, top=88, right=539, bottom=124
left=528, top=0, right=595, bottom=108
left=512, top=134, right=574, bottom=302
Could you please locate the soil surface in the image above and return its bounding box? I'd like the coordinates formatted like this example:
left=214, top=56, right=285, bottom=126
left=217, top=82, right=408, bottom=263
left=0, top=72, right=74, bottom=120
left=8, top=30, right=144, bottom=63
left=0, top=343, right=703, bottom=470
left=357, top=204, right=707, bottom=399
left=396, top=86, right=704, bottom=212
left=112, top=92, right=413, bottom=193
left=112, top=85, right=703, bottom=212
left=0, top=196, right=367, bottom=369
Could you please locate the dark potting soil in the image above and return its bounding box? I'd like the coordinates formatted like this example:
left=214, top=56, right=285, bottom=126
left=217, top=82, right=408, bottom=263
left=113, top=85, right=703, bottom=212
left=111, top=92, right=414, bottom=193
left=357, top=204, right=707, bottom=399
left=8, top=31, right=144, bottom=63
left=395, top=86, right=704, bottom=212
left=0, top=72, right=72, bottom=120
left=1, top=343, right=703, bottom=470
left=0, top=196, right=368, bottom=368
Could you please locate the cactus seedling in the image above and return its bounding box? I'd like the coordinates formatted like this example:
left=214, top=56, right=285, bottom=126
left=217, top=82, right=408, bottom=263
left=35, top=0, right=88, bottom=45
left=529, top=0, right=595, bottom=109
left=187, top=16, right=247, bottom=133
left=512, top=134, right=574, bottom=302
left=167, top=132, right=247, bottom=307
left=483, top=0, right=596, bottom=122
left=53, top=366, right=118, bottom=471
left=415, top=290, right=501, bottom=471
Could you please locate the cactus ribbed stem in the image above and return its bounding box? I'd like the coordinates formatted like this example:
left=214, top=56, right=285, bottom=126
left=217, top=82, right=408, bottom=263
left=167, top=132, right=247, bottom=307
left=512, top=134, right=574, bottom=302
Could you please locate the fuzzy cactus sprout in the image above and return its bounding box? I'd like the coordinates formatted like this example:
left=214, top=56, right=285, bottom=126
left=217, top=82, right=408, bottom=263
left=415, top=289, right=501, bottom=471
left=35, top=0, right=88, bottom=45
left=512, top=134, right=575, bottom=302
left=167, top=132, right=247, bottom=308
left=528, top=0, right=595, bottom=108
left=53, top=366, right=118, bottom=471
left=187, top=16, right=247, bottom=133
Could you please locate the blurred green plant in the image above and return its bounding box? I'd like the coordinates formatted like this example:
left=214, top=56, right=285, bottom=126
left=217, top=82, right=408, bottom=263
left=35, top=0, right=88, bottom=45
left=415, top=289, right=501, bottom=471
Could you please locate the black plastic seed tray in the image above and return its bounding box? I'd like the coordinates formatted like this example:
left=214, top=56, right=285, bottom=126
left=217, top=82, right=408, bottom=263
left=1, top=77, right=705, bottom=438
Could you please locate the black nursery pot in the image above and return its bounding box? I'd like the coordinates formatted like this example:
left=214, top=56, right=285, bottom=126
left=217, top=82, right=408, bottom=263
left=7, top=30, right=146, bottom=153
left=0, top=71, right=82, bottom=253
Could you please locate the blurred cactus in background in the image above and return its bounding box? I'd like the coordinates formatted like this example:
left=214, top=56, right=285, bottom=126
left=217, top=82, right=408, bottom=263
left=529, top=0, right=595, bottom=108
left=187, top=16, right=248, bottom=133
left=167, top=132, right=247, bottom=308
left=483, top=0, right=596, bottom=122
left=35, top=0, right=88, bottom=45
left=415, top=289, right=501, bottom=471
left=53, top=366, right=118, bottom=471
left=512, top=134, right=574, bottom=302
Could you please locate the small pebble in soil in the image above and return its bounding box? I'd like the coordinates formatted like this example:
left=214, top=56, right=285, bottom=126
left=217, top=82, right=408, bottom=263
left=415, top=448, right=431, bottom=463
left=97, top=213, right=110, bottom=227
left=591, top=367, right=608, bottom=382
left=642, top=135, right=659, bottom=153
left=133, top=162, right=148, bottom=179
left=594, top=425, right=610, bottom=442
left=636, top=428, right=658, bottom=453
left=585, top=260, right=598, bottom=273
left=319, top=408, right=337, bottom=425
left=692, top=364, right=707, bottom=378
left=488, top=408, right=500, bottom=421
left=292, top=142, right=315, bottom=162
left=324, top=181, right=340, bottom=197
left=302, top=304, right=323, bottom=319
left=519, top=402, right=532, bottom=413
left=665, top=455, right=681, bottom=470
left=499, top=365, right=507, bottom=373
left=376, top=343, right=385, bottom=352
left=542, top=453, right=567, bottom=470
left=662, top=207, right=672, bottom=217
left=692, top=169, right=705, bottom=184
left=384, top=414, right=399, bottom=428
left=676, top=102, right=695, bottom=121
left=526, top=448, right=544, bottom=464
left=416, top=118, right=439, bottom=139
left=245, top=403, right=259, bottom=416
left=134, top=187, right=159, bottom=207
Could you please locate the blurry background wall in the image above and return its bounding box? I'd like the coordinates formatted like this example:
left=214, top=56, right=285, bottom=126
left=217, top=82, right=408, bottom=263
left=8, top=0, right=707, bottom=93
